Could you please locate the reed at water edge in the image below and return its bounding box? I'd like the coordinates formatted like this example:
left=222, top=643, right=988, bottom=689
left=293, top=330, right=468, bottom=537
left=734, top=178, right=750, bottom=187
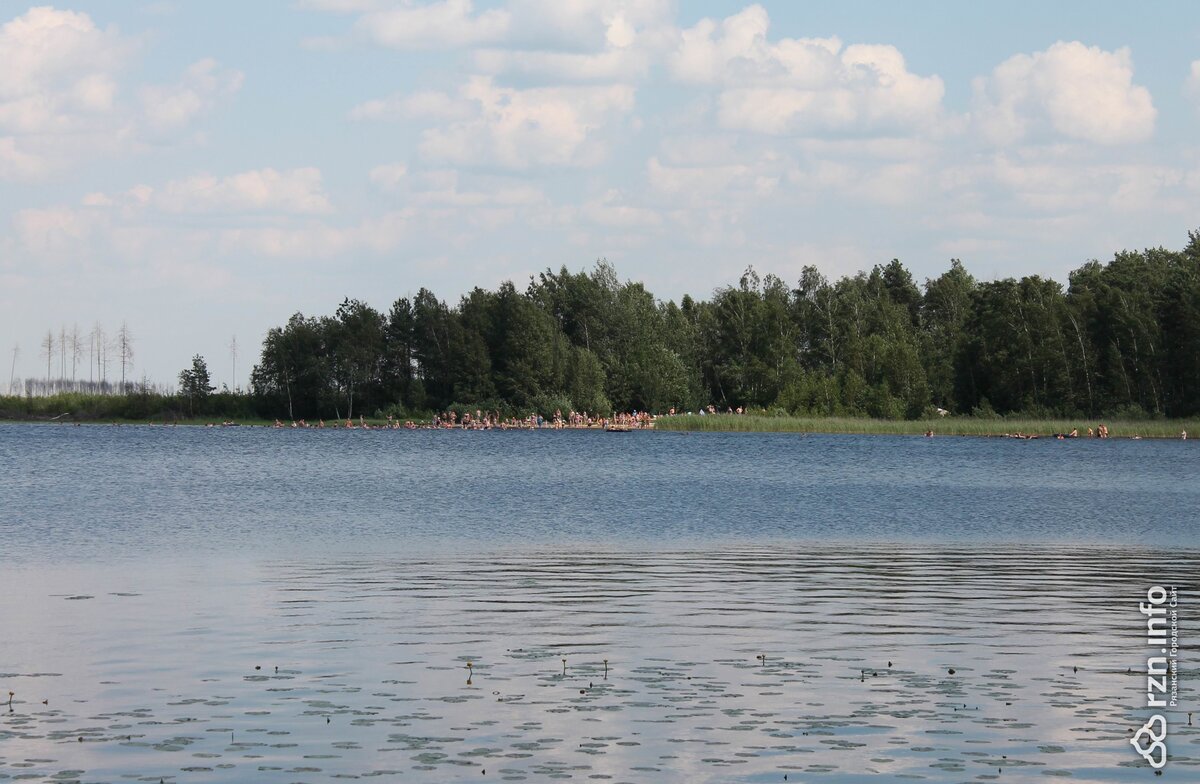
left=653, top=414, right=1197, bottom=439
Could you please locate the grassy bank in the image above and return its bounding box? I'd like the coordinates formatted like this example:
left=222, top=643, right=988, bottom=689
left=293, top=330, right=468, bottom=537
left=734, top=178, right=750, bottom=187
left=653, top=414, right=1196, bottom=438
left=0, top=391, right=258, bottom=424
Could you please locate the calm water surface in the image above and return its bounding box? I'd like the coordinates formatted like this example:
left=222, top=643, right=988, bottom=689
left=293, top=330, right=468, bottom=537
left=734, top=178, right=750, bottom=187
left=1, top=424, right=1197, bottom=783
left=2, top=423, right=1198, bottom=557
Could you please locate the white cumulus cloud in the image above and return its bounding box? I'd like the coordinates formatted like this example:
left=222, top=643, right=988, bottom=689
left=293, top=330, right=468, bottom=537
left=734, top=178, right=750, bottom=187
left=669, top=5, right=944, bottom=136
left=369, top=162, right=408, bottom=190
left=0, top=6, right=131, bottom=177
left=0, top=6, right=129, bottom=103
left=0, top=135, right=45, bottom=180
left=0, top=6, right=242, bottom=180
left=140, top=58, right=243, bottom=133
left=972, top=41, right=1155, bottom=145
left=350, top=89, right=475, bottom=121
left=471, top=0, right=674, bottom=83
left=414, top=76, right=636, bottom=168
left=579, top=189, right=661, bottom=228
left=313, top=0, right=674, bottom=82
left=648, top=156, right=756, bottom=197
left=354, top=0, right=510, bottom=49
left=473, top=47, right=649, bottom=83
left=11, top=171, right=407, bottom=271
left=13, top=204, right=105, bottom=257
left=216, top=211, right=410, bottom=258
left=145, top=168, right=333, bottom=214
left=413, top=170, right=545, bottom=206
left=504, top=0, right=670, bottom=48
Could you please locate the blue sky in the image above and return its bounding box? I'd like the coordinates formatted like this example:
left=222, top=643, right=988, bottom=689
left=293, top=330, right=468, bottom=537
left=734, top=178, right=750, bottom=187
left=2, top=1, right=1199, bottom=389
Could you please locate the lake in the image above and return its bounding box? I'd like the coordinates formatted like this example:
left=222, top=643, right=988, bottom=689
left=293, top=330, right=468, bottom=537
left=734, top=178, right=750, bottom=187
left=1, top=424, right=1197, bottom=782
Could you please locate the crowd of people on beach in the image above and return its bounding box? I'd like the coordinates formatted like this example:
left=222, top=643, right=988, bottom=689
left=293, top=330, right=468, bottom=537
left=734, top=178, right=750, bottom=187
left=263, top=408, right=657, bottom=431
left=253, top=404, right=758, bottom=431
left=177, top=408, right=1188, bottom=440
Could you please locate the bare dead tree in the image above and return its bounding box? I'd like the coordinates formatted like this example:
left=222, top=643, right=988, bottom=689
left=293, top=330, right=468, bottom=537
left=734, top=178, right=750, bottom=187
left=229, top=335, right=239, bottom=392
left=41, top=330, right=55, bottom=385
left=70, top=324, right=83, bottom=385
left=92, top=322, right=109, bottom=389
left=89, top=322, right=102, bottom=384
left=58, top=325, right=67, bottom=381
left=117, top=321, right=134, bottom=393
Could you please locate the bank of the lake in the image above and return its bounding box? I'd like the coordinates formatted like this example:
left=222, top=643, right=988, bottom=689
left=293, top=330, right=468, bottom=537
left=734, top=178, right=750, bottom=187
left=4, top=410, right=1199, bottom=438
left=3, top=392, right=1197, bottom=437
left=0, top=391, right=258, bottom=424
left=655, top=413, right=1197, bottom=438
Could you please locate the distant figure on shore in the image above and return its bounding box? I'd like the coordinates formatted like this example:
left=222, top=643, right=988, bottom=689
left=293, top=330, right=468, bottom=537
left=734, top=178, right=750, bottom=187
left=1068, top=428, right=1078, bottom=438
left=1098, top=423, right=1109, bottom=439
left=1181, top=430, right=1187, bottom=440
left=924, top=429, right=933, bottom=438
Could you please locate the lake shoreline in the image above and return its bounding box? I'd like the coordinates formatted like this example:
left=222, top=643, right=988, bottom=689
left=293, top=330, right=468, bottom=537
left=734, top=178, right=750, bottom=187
left=2, top=412, right=1195, bottom=439
left=655, top=413, right=1197, bottom=439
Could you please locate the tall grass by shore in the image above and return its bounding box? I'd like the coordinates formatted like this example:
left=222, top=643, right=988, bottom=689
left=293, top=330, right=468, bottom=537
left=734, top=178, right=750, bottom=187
left=0, top=391, right=257, bottom=423
left=654, top=414, right=1196, bottom=438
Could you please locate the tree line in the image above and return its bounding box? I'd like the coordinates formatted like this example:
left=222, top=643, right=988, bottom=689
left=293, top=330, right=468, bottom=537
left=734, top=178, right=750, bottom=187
left=246, top=230, right=1200, bottom=421
left=10, top=321, right=137, bottom=396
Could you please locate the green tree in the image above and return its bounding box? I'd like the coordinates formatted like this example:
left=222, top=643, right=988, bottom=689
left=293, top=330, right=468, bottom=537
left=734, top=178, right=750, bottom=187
left=328, top=299, right=386, bottom=419
left=565, top=345, right=610, bottom=414
left=384, top=297, right=417, bottom=409
left=921, top=259, right=976, bottom=413
left=250, top=313, right=331, bottom=419
left=1159, top=234, right=1200, bottom=415
left=178, top=354, right=214, bottom=416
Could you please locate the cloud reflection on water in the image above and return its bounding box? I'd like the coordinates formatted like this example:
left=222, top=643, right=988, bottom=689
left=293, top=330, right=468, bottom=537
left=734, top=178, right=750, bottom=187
left=2, top=545, right=1196, bottom=782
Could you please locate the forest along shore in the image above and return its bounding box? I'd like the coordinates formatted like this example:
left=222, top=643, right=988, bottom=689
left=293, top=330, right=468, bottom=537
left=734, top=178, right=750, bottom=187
left=13, top=234, right=1200, bottom=428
